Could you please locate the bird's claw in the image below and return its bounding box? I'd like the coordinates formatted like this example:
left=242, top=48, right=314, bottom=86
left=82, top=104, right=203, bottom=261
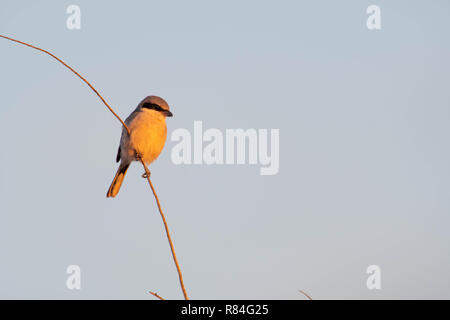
left=142, top=171, right=151, bottom=179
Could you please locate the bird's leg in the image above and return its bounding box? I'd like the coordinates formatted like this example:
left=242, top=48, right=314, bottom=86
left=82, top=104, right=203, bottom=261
left=134, top=151, right=142, bottom=161
left=134, top=151, right=151, bottom=179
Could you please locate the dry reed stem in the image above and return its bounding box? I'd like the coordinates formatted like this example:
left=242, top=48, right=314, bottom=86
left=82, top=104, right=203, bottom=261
left=138, top=156, right=189, bottom=300
left=0, top=34, right=130, bottom=135
left=0, top=34, right=188, bottom=300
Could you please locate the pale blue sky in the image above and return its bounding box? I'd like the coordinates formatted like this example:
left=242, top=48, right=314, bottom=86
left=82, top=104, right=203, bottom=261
left=1, top=0, right=450, bottom=299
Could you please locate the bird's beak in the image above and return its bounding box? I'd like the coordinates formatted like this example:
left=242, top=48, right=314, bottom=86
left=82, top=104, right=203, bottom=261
left=164, top=110, right=173, bottom=117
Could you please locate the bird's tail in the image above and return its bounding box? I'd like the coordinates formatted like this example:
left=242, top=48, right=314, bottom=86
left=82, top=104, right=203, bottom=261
left=106, top=162, right=130, bottom=198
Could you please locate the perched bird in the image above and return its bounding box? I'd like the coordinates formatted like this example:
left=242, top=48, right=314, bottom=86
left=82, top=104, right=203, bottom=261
left=107, top=96, right=173, bottom=198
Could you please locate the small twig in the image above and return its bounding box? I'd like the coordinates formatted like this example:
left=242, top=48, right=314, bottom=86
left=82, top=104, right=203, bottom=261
left=149, top=291, right=165, bottom=300
left=0, top=34, right=188, bottom=300
left=298, top=290, right=313, bottom=300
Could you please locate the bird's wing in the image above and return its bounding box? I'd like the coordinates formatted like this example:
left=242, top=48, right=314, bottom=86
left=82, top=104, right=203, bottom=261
left=116, top=146, right=121, bottom=162
left=116, top=107, right=141, bottom=163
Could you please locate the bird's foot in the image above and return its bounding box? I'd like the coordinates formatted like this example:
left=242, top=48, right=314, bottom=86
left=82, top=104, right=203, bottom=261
left=142, top=171, right=151, bottom=179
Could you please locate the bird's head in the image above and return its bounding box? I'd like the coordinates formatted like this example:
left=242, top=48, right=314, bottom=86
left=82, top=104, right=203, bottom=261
left=139, top=95, right=173, bottom=117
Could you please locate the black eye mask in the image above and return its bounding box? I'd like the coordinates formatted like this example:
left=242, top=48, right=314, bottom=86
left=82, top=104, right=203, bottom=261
left=142, top=102, right=164, bottom=111
left=141, top=102, right=173, bottom=117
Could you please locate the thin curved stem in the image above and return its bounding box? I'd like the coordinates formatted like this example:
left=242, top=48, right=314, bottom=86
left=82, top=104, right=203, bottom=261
left=139, top=157, right=189, bottom=300
left=0, top=34, right=130, bottom=135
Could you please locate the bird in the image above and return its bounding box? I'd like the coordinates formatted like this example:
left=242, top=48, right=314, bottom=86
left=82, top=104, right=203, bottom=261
left=107, top=95, right=173, bottom=198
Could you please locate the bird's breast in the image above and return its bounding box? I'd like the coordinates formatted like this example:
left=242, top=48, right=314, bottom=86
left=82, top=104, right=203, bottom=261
left=122, top=111, right=167, bottom=164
